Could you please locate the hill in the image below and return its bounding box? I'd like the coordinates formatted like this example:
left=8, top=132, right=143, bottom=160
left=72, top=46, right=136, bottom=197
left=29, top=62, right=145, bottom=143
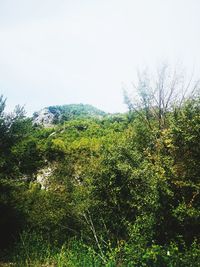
left=32, top=103, right=107, bottom=126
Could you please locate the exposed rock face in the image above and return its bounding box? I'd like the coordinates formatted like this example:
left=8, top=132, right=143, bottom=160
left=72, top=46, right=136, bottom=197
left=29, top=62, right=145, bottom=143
left=33, top=108, right=60, bottom=127
left=36, top=166, right=54, bottom=190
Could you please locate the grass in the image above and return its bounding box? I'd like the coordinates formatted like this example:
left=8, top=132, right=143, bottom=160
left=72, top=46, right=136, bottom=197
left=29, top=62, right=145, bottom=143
left=2, top=232, right=200, bottom=267
left=7, top=232, right=116, bottom=267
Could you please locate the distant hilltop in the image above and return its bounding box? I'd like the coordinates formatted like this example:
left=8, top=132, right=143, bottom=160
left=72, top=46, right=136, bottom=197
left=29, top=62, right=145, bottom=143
left=32, top=104, right=107, bottom=126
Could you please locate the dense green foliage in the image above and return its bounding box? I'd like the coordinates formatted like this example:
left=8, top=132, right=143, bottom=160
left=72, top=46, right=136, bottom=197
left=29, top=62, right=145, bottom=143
left=0, top=91, right=200, bottom=266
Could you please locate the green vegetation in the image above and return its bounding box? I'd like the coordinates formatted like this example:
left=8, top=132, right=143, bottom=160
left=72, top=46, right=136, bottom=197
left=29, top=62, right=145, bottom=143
left=0, top=67, right=200, bottom=266
left=33, top=103, right=107, bottom=125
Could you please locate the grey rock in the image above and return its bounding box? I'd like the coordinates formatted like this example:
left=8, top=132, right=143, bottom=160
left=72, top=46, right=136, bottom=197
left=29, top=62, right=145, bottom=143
left=33, top=108, right=60, bottom=127
left=36, top=166, right=54, bottom=190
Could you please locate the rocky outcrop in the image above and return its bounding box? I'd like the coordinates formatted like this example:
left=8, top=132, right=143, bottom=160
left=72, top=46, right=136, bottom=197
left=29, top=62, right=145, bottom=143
left=33, top=108, right=60, bottom=127
left=36, top=166, right=54, bottom=190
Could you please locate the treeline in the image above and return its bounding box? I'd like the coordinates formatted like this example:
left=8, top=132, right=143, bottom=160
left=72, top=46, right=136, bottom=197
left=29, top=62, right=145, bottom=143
left=0, top=67, right=200, bottom=266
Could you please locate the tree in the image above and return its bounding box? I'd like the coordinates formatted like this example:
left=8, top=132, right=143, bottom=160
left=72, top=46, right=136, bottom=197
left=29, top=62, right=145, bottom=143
left=0, top=96, right=42, bottom=178
left=124, top=64, right=200, bottom=130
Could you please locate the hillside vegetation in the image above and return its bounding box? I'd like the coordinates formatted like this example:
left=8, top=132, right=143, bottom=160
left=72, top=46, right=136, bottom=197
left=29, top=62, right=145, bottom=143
left=0, top=69, right=200, bottom=266
left=33, top=104, right=107, bottom=126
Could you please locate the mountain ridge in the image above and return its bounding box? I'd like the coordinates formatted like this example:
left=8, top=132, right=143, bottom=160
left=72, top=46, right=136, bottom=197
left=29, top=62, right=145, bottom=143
left=32, top=103, right=107, bottom=126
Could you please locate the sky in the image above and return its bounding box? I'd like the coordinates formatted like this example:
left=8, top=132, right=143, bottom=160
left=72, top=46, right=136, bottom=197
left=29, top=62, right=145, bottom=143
left=0, top=0, right=200, bottom=115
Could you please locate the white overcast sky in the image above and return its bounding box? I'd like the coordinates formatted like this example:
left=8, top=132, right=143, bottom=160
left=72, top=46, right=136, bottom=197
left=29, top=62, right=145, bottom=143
left=0, top=0, right=200, bottom=115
